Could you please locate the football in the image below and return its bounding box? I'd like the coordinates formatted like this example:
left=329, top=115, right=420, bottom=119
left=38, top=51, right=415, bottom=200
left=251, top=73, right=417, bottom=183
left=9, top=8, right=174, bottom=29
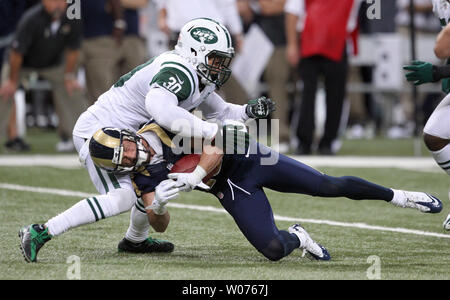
left=170, top=154, right=217, bottom=184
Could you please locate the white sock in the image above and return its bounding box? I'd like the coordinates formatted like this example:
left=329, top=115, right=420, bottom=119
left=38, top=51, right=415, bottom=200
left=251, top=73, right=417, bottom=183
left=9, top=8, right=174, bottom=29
left=389, top=189, right=406, bottom=207
left=45, top=194, right=121, bottom=237
left=125, top=198, right=150, bottom=243
left=431, top=144, right=450, bottom=175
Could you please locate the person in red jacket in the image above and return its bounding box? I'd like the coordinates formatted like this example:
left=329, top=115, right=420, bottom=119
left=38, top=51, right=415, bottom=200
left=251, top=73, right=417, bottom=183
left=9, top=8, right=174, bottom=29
left=286, top=0, right=360, bottom=155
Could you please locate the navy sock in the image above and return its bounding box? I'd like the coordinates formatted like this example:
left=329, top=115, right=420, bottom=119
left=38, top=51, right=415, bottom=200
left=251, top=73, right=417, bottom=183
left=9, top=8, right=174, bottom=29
left=279, top=230, right=300, bottom=255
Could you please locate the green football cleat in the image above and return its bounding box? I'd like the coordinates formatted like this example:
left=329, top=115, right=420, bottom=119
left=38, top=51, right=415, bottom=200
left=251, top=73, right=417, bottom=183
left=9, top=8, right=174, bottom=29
left=118, top=237, right=174, bottom=253
left=19, top=224, right=52, bottom=263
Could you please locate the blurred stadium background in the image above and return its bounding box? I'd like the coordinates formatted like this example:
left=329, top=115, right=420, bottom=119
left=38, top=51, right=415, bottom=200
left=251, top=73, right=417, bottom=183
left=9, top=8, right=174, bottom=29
left=0, top=0, right=446, bottom=155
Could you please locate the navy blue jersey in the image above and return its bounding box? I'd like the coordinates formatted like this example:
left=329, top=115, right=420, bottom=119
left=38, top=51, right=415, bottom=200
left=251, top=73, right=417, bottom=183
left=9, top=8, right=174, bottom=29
left=131, top=129, right=393, bottom=261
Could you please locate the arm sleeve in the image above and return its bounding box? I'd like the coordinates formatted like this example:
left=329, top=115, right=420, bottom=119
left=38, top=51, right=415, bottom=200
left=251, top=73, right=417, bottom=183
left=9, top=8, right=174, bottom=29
left=145, top=86, right=219, bottom=139
left=198, top=92, right=249, bottom=125
left=433, top=64, right=450, bottom=81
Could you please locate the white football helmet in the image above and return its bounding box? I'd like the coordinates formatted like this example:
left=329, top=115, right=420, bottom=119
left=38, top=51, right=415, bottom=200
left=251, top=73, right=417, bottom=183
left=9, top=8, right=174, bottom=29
left=175, top=18, right=235, bottom=88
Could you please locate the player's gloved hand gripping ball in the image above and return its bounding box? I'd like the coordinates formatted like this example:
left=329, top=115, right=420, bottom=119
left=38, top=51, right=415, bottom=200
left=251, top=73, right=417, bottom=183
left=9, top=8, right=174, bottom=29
left=246, top=96, right=276, bottom=119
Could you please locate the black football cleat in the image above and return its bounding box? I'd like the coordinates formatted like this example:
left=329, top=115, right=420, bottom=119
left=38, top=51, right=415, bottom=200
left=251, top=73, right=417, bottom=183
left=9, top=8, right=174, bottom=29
left=118, top=237, right=174, bottom=253
left=19, top=224, right=52, bottom=263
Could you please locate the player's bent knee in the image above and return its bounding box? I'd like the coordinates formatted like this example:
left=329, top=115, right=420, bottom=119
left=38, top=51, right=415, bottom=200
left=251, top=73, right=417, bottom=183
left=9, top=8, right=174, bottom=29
left=260, top=239, right=286, bottom=261
left=423, top=133, right=449, bottom=151
left=108, top=188, right=137, bottom=213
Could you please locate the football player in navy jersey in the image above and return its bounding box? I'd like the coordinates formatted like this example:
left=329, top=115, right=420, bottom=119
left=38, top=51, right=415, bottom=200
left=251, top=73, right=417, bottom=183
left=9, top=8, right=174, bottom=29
left=86, top=122, right=443, bottom=262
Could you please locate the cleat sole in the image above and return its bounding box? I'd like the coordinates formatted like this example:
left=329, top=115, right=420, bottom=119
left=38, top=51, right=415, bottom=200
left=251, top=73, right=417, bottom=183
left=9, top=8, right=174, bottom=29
left=18, top=229, right=31, bottom=263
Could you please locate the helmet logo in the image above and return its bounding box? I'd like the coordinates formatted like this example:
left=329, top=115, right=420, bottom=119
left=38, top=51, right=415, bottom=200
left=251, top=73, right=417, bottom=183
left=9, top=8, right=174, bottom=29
left=190, top=27, right=218, bottom=44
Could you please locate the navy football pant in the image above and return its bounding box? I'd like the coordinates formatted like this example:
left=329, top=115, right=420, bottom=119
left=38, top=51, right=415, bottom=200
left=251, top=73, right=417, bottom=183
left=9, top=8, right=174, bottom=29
left=215, top=145, right=393, bottom=261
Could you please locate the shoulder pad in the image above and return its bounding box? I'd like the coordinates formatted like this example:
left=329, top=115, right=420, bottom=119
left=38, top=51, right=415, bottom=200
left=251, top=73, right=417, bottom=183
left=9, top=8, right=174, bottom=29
left=151, top=60, right=197, bottom=101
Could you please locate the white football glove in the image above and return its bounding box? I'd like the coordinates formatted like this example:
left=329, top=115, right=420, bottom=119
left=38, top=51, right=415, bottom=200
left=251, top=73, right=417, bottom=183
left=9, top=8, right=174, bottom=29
left=167, top=166, right=210, bottom=192
left=145, top=179, right=180, bottom=215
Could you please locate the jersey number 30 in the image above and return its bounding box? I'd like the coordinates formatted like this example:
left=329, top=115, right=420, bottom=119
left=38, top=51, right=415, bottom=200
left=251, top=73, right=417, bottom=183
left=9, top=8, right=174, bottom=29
left=163, top=77, right=183, bottom=94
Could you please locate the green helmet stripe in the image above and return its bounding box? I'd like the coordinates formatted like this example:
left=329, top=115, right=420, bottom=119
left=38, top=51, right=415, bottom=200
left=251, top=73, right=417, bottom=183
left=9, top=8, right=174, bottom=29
left=219, top=24, right=231, bottom=48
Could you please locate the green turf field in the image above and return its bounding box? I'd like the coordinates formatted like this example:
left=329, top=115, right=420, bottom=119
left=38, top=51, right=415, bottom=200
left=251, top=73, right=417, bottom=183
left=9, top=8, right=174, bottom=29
left=1, top=165, right=449, bottom=280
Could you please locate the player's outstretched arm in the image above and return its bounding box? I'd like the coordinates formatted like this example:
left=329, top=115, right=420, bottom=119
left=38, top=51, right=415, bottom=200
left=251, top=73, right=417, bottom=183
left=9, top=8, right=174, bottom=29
left=143, top=181, right=179, bottom=232
left=145, top=87, right=219, bottom=140
left=198, top=92, right=249, bottom=123
left=199, top=92, right=275, bottom=123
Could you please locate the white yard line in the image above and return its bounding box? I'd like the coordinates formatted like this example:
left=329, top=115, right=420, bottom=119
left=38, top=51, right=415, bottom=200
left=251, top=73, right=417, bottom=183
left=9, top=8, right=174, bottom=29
left=1, top=182, right=449, bottom=239
left=0, top=155, right=82, bottom=168
left=0, top=154, right=443, bottom=173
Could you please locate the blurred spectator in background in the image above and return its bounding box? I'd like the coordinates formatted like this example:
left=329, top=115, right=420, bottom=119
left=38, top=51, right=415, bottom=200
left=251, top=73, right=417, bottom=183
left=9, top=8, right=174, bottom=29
left=238, top=0, right=291, bottom=153
left=0, top=0, right=88, bottom=152
left=394, top=0, right=441, bottom=138
left=286, top=0, right=361, bottom=155
left=396, top=0, right=439, bottom=31
left=0, top=0, right=29, bottom=151
left=156, top=0, right=249, bottom=105
left=81, top=0, right=149, bottom=103
left=346, top=0, right=397, bottom=139
left=118, top=0, right=149, bottom=75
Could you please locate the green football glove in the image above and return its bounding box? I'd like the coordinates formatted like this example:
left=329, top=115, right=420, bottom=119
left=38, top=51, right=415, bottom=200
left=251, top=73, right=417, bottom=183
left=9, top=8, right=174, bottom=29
left=246, top=96, right=276, bottom=119
left=403, top=61, right=436, bottom=86
left=442, top=78, right=450, bottom=94
left=214, top=124, right=250, bottom=154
